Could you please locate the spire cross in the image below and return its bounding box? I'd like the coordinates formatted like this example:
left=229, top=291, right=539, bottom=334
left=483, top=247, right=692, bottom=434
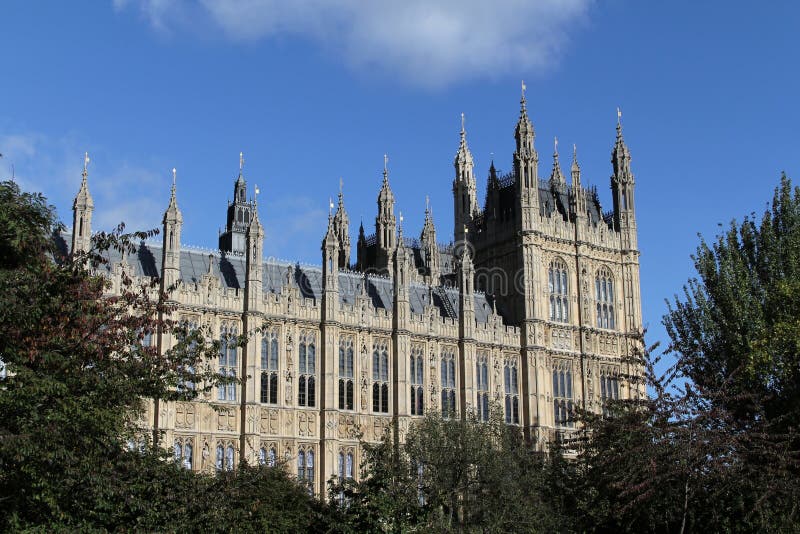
left=239, top=151, right=244, bottom=172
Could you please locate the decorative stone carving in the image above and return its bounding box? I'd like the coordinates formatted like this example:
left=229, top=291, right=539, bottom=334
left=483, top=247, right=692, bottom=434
left=217, top=408, right=236, bottom=432
left=260, top=408, right=278, bottom=435
left=551, top=328, right=572, bottom=351
left=175, top=402, right=195, bottom=429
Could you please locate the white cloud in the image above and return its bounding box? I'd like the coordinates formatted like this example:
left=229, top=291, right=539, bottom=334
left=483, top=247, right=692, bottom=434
left=0, top=131, right=163, bottom=235
left=115, top=0, right=592, bottom=87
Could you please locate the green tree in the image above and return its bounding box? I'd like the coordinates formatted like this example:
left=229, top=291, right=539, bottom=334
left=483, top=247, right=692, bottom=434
left=332, top=411, right=565, bottom=533
left=0, top=180, right=327, bottom=531
left=664, top=174, right=800, bottom=424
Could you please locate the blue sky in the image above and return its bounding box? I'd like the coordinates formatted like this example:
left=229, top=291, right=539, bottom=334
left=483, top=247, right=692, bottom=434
left=3, top=1, right=800, bottom=359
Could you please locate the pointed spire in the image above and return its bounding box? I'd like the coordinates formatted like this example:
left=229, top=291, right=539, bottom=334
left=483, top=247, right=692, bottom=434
left=612, top=107, right=633, bottom=182
left=383, top=153, right=389, bottom=186
left=338, top=177, right=345, bottom=210
left=515, top=80, right=535, bottom=153
left=75, top=151, right=93, bottom=206
left=455, top=112, right=474, bottom=167
left=550, top=136, right=565, bottom=186
left=167, top=167, right=179, bottom=212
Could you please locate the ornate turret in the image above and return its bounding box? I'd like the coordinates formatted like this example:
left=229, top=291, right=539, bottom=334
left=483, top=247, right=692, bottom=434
left=611, top=109, right=637, bottom=249
left=457, top=245, right=475, bottom=340
left=219, top=152, right=255, bottom=255
left=322, top=199, right=340, bottom=322
left=393, top=213, right=411, bottom=330
left=245, top=187, right=264, bottom=310
left=162, top=167, right=183, bottom=289
left=514, top=81, right=539, bottom=231
left=420, top=197, right=440, bottom=285
left=356, top=221, right=367, bottom=271
left=333, top=179, right=351, bottom=269
left=549, top=137, right=566, bottom=189
left=71, top=152, right=94, bottom=254
left=453, top=113, right=477, bottom=244
left=569, top=144, right=587, bottom=219
left=375, top=155, right=396, bottom=274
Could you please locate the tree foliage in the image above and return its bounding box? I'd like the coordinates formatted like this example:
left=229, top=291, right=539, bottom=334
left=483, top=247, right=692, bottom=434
left=0, top=180, right=326, bottom=532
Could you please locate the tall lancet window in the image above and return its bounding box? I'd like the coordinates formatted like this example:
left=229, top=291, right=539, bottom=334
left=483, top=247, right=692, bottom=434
left=595, top=268, right=616, bottom=330
left=372, top=340, right=390, bottom=413
left=410, top=345, right=424, bottom=416
left=260, top=328, right=279, bottom=405
left=440, top=347, right=456, bottom=418
left=553, top=362, right=574, bottom=428
left=298, top=332, right=316, bottom=407
left=504, top=359, right=520, bottom=424
left=476, top=351, right=490, bottom=422
left=339, top=335, right=355, bottom=410
left=218, top=325, right=238, bottom=401
left=548, top=259, right=569, bottom=323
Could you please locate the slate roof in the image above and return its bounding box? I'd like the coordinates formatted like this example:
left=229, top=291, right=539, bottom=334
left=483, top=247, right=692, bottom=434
left=59, top=234, right=497, bottom=324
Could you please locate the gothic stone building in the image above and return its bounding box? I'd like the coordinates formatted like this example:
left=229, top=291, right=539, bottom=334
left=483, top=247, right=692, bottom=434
left=68, top=92, right=643, bottom=495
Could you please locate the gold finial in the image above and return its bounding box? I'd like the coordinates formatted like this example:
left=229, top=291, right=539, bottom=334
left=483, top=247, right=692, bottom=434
left=329, top=196, right=334, bottom=216
left=617, top=107, right=622, bottom=125
left=461, top=112, right=465, bottom=132
left=554, top=136, right=558, bottom=155
left=254, top=184, right=260, bottom=202
left=83, top=151, right=90, bottom=173
left=172, top=167, right=177, bottom=188
left=521, top=80, right=526, bottom=97
left=573, top=143, right=577, bottom=159
left=425, top=194, right=430, bottom=212
left=384, top=153, right=388, bottom=172
left=339, top=177, right=343, bottom=194
left=464, top=225, right=469, bottom=235
left=240, top=152, right=244, bottom=172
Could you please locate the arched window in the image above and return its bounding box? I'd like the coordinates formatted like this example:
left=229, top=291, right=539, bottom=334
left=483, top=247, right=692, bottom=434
left=183, top=442, right=193, bottom=470
left=552, top=363, right=574, bottom=428
left=595, top=269, right=616, bottom=329
left=440, top=347, right=456, bottom=418
left=260, top=328, right=279, bottom=405
left=410, top=345, right=424, bottom=416
left=476, top=351, right=490, bottom=422
left=259, top=447, right=267, bottom=465
left=226, top=445, right=235, bottom=470
left=338, top=450, right=354, bottom=481
left=548, top=259, right=569, bottom=323
left=268, top=447, right=276, bottom=467
left=339, top=336, right=355, bottom=410
left=218, top=325, right=238, bottom=401
left=298, top=332, right=316, bottom=407
left=600, top=369, right=620, bottom=417
left=504, top=360, right=520, bottom=424
left=215, top=444, right=224, bottom=471
left=372, top=340, right=389, bottom=413
left=298, top=448, right=315, bottom=491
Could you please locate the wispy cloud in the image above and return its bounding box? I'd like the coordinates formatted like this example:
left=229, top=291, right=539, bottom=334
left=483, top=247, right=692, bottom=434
left=114, top=0, right=592, bottom=88
left=0, top=131, right=163, bottom=235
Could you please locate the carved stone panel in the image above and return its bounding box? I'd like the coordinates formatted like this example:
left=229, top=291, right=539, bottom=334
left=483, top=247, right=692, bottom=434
left=260, top=408, right=279, bottom=435
left=217, top=407, right=236, bottom=432
left=175, top=402, right=195, bottom=429
left=551, top=328, right=572, bottom=351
